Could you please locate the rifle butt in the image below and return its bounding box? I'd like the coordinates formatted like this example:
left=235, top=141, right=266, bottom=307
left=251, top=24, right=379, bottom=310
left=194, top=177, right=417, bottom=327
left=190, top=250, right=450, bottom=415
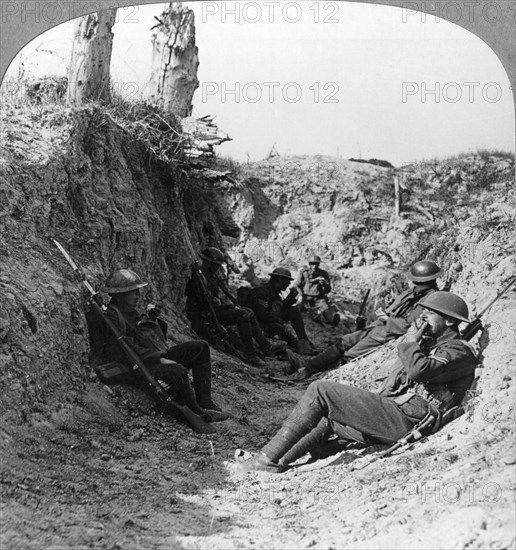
left=166, top=398, right=216, bottom=434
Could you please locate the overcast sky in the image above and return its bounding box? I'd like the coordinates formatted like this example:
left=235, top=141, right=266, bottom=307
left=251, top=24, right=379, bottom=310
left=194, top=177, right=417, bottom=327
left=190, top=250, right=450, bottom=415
left=4, top=1, right=514, bottom=165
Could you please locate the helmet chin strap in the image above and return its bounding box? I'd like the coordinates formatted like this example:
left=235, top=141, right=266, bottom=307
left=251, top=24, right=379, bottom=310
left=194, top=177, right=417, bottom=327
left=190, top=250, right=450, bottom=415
left=413, top=281, right=437, bottom=292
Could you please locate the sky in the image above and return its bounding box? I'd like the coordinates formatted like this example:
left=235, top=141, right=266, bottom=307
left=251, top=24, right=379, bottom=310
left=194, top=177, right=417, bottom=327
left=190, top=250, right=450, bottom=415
left=4, top=1, right=514, bottom=166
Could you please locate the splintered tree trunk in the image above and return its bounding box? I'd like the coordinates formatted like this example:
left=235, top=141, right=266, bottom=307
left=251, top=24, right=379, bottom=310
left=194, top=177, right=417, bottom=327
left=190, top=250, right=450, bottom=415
left=67, top=8, right=117, bottom=104
left=148, top=2, right=199, bottom=118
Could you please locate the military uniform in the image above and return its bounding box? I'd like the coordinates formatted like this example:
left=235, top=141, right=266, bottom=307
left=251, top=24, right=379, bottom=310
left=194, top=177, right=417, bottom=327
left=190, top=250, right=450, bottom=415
left=87, top=303, right=218, bottom=410
left=259, top=326, right=477, bottom=467
left=248, top=282, right=308, bottom=347
left=185, top=266, right=272, bottom=355
left=295, top=266, right=331, bottom=305
left=338, top=284, right=437, bottom=359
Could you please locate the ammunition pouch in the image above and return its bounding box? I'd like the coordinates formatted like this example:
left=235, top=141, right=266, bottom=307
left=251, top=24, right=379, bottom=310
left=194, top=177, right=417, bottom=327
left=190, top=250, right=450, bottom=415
left=411, top=382, right=455, bottom=413
left=94, top=361, right=134, bottom=385
left=395, top=387, right=454, bottom=415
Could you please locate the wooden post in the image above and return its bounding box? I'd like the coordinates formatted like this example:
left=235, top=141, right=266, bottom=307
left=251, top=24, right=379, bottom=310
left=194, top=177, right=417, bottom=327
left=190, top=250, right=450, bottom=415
left=394, top=175, right=401, bottom=217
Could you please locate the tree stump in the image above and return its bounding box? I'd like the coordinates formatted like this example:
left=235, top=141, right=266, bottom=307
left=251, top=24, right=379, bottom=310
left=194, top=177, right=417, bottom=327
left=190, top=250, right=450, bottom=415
left=148, top=2, right=199, bottom=118
left=67, top=8, right=117, bottom=104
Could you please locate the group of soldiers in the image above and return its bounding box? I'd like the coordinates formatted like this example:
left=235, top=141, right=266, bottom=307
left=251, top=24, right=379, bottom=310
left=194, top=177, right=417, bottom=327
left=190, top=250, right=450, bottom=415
left=87, top=250, right=479, bottom=473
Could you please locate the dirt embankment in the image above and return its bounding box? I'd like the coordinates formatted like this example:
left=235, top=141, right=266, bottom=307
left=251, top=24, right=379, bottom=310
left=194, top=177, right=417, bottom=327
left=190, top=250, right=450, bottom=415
left=221, top=153, right=514, bottom=307
left=1, top=104, right=515, bottom=549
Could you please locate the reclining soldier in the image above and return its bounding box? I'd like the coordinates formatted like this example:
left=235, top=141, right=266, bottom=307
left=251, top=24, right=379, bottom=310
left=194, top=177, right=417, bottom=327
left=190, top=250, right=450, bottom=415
left=235, top=291, right=476, bottom=472
left=285, top=260, right=441, bottom=378
left=185, top=247, right=285, bottom=366
left=248, top=267, right=312, bottom=354
left=87, top=269, right=228, bottom=422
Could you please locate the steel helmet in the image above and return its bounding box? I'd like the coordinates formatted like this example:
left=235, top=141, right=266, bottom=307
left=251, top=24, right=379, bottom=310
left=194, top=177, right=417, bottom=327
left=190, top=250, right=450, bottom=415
left=269, top=267, right=293, bottom=280
left=418, top=291, right=470, bottom=323
left=408, top=260, right=442, bottom=283
left=102, top=269, right=148, bottom=294
left=308, top=255, right=322, bottom=264
left=201, top=247, right=225, bottom=265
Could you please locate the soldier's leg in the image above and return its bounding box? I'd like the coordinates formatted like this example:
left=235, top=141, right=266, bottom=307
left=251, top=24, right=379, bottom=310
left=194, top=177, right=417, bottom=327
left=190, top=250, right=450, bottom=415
left=282, top=305, right=309, bottom=340
left=163, top=340, right=221, bottom=411
left=146, top=360, right=204, bottom=414
left=243, top=308, right=283, bottom=354
left=264, top=322, right=298, bottom=348
left=262, top=381, right=415, bottom=465
left=216, top=306, right=254, bottom=352
left=334, top=328, right=369, bottom=352
left=342, top=325, right=391, bottom=360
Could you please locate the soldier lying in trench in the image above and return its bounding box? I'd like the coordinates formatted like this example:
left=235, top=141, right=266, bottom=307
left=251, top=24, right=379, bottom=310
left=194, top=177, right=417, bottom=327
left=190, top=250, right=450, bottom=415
left=283, top=260, right=442, bottom=379
left=234, top=291, right=477, bottom=472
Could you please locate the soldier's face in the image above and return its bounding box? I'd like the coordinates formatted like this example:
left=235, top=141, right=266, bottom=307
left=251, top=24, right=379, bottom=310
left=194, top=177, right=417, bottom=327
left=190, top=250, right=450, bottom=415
left=420, top=308, right=447, bottom=336
left=272, top=277, right=290, bottom=291
left=308, top=263, right=318, bottom=273
left=120, top=289, right=140, bottom=308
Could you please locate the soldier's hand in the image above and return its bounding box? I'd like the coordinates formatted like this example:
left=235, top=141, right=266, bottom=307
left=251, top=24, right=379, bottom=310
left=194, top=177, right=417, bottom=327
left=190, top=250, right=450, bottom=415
left=405, top=321, right=429, bottom=343
left=147, top=303, right=162, bottom=319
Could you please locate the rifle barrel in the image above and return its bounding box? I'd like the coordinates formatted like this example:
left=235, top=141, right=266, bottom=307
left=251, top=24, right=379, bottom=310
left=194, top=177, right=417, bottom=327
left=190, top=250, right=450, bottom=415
left=473, top=276, right=516, bottom=320
left=357, top=289, right=371, bottom=318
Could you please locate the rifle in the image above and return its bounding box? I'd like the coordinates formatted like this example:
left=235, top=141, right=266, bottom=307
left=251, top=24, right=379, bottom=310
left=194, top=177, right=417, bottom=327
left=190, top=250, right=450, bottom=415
left=216, top=278, right=239, bottom=305
left=355, top=289, right=371, bottom=330
left=52, top=240, right=215, bottom=435
left=182, top=231, right=249, bottom=361
left=352, top=411, right=437, bottom=471
left=182, top=229, right=229, bottom=339
left=461, top=276, right=516, bottom=341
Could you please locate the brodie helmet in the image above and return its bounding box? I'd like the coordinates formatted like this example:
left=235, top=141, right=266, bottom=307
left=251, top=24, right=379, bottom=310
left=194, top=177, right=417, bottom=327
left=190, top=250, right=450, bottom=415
left=418, top=291, right=470, bottom=323
left=408, top=260, right=442, bottom=283
left=102, top=269, right=148, bottom=294
left=308, top=255, right=322, bottom=265
left=269, top=267, right=294, bottom=280
left=201, top=247, right=225, bottom=266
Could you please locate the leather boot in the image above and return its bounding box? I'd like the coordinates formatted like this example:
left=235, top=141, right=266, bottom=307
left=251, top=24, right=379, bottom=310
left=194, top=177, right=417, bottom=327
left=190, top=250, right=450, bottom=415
left=285, top=349, right=309, bottom=374
left=192, top=361, right=222, bottom=411
left=201, top=408, right=230, bottom=422
left=287, top=345, right=343, bottom=377
left=260, top=339, right=287, bottom=358
left=261, top=383, right=325, bottom=463
left=296, top=338, right=312, bottom=355
left=280, top=418, right=333, bottom=466
left=181, top=382, right=228, bottom=422
left=243, top=347, right=265, bottom=367
left=167, top=379, right=217, bottom=434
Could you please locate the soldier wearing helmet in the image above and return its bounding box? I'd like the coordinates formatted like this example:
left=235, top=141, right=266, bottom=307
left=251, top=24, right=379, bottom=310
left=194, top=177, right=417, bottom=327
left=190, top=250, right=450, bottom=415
left=234, top=291, right=477, bottom=473
left=185, top=248, right=285, bottom=366
left=247, top=266, right=312, bottom=354
left=294, top=255, right=332, bottom=307
left=284, top=260, right=442, bottom=379
left=87, top=268, right=227, bottom=422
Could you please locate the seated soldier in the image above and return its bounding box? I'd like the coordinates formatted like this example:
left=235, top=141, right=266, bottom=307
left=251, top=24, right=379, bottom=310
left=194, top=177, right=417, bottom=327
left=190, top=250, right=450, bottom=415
left=248, top=267, right=312, bottom=354
left=185, top=247, right=285, bottom=366
left=285, top=260, right=441, bottom=378
left=235, top=291, right=477, bottom=472
left=87, top=269, right=228, bottom=422
left=295, top=255, right=332, bottom=308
